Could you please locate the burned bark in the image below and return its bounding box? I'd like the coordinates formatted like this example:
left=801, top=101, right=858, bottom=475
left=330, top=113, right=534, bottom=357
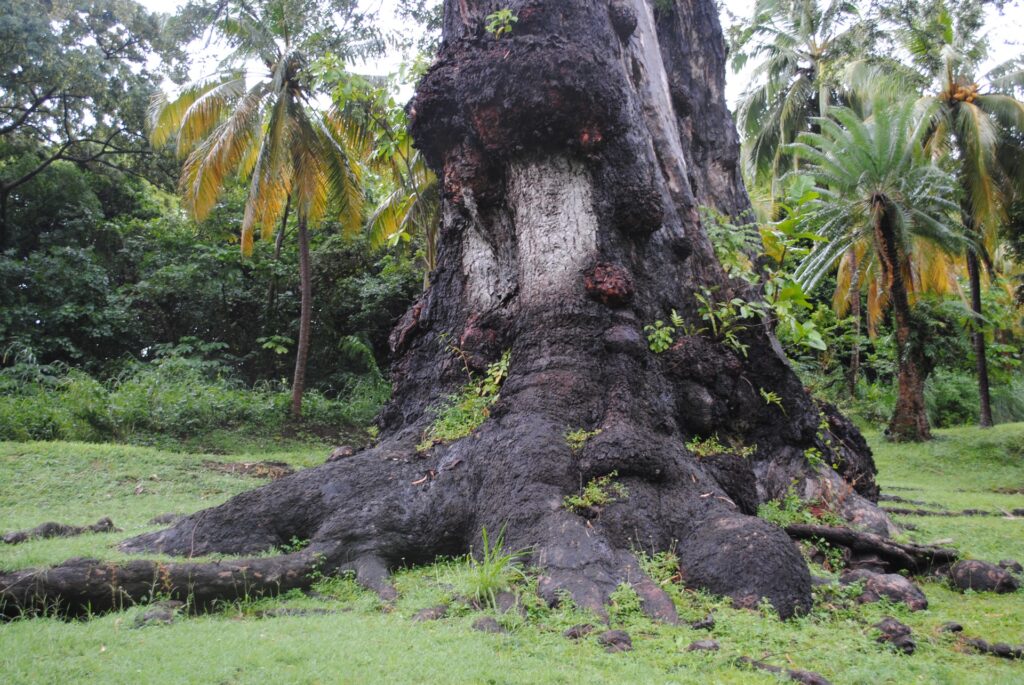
left=2, top=0, right=903, bottom=621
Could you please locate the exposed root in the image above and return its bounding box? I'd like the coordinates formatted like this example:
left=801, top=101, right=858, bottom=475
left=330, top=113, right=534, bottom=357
left=0, top=548, right=329, bottom=620
left=784, top=524, right=958, bottom=574
left=2, top=517, right=119, bottom=545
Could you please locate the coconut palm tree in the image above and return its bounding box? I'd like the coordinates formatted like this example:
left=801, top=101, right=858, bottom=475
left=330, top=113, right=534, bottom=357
left=790, top=102, right=965, bottom=441
left=910, top=5, right=1024, bottom=427
left=149, top=0, right=374, bottom=419
left=731, top=0, right=869, bottom=189
left=330, top=72, right=440, bottom=285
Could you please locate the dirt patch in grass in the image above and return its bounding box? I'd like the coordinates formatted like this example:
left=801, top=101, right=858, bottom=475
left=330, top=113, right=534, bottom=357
left=201, top=460, right=295, bottom=479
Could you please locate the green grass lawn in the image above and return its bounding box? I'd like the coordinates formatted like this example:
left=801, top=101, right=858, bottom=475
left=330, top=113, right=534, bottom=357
left=2, top=426, right=1023, bottom=684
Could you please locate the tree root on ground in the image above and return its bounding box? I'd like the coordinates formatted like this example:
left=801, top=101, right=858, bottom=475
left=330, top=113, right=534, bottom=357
left=0, top=548, right=327, bottom=619
left=2, top=517, right=119, bottom=545
left=784, top=524, right=958, bottom=574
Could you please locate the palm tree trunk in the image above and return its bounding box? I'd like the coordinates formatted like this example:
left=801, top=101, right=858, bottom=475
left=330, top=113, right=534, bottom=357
left=874, top=204, right=930, bottom=441
left=966, top=250, right=994, bottom=427
left=266, top=195, right=291, bottom=316
left=291, top=216, right=312, bottom=421
left=847, top=256, right=861, bottom=397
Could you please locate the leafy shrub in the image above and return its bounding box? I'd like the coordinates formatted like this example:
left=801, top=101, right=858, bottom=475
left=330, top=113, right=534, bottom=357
left=608, top=583, right=644, bottom=625
left=0, top=350, right=386, bottom=444
left=992, top=377, right=1024, bottom=424
left=926, top=369, right=979, bottom=428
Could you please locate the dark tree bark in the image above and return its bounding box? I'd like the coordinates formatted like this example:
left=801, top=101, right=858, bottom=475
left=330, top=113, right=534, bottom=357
left=2, top=0, right=901, bottom=621
left=873, top=201, right=930, bottom=441
left=291, top=216, right=312, bottom=420
left=966, top=249, right=994, bottom=427
left=847, top=256, right=861, bottom=398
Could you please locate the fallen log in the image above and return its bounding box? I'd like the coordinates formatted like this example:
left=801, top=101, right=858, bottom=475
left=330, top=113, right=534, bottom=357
left=784, top=524, right=958, bottom=574
left=0, top=549, right=326, bottom=619
left=2, top=517, right=119, bottom=545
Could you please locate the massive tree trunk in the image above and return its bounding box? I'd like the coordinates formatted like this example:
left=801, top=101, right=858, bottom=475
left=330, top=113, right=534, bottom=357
left=2, top=0, right=899, bottom=621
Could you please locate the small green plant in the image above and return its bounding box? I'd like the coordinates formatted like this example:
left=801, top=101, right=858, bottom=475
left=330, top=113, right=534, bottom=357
left=757, top=485, right=843, bottom=527
left=563, top=471, right=629, bottom=513
left=686, top=434, right=756, bottom=458
left=803, top=446, right=826, bottom=470
left=644, top=309, right=695, bottom=353
left=418, top=350, right=510, bottom=451
left=756, top=486, right=810, bottom=527
left=812, top=536, right=846, bottom=572
left=608, top=582, right=644, bottom=624
left=635, top=548, right=680, bottom=586
left=279, top=536, right=310, bottom=554
left=804, top=409, right=837, bottom=469
left=644, top=319, right=675, bottom=353
left=466, top=524, right=528, bottom=609
left=694, top=288, right=762, bottom=357
left=565, top=427, right=602, bottom=452
left=485, top=9, right=518, bottom=38
left=759, top=388, right=785, bottom=413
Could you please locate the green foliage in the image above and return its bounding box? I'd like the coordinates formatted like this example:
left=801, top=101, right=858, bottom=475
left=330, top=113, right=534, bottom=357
left=418, top=351, right=510, bottom=451
left=0, top=0, right=187, bottom=208
left=686, top=434, right=756, bottom=458
left=694, top=289, right=758, bottom=357
left=729, top=0, right=869, bottom=185
left=635, top=549, right=680, bottom=586
left=564, top=428, right=602, bottom=452
left=0, top=348, right=387, bottom=444
left=279, top=536, right=311, bottom=554
left=608, top=583, right=644, bottom=625
left=759, top=388, right=785, bottom=413
left=563, top=471, right=629, bottom=513
left=644, top=311, right=682, bottom=353
left=703, top=207, right=826, bottom=353
left=484, top=9, right=518, bottom=38
left=465, top=524, right=528, bottom=609
left=757, top=485, right=842, bottom=528
left=803, top=447, right=826, bottom=470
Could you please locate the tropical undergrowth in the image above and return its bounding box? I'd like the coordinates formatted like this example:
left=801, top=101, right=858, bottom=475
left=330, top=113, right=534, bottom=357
left=0, top=343, right=387, bottom=447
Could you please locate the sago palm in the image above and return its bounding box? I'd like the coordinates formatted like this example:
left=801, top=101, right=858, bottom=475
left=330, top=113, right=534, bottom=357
left=911, top=4, right=1024, bottom=426
left=789, top=102, right=965, bottom=441
left=148, top=0, right=368, bottom=419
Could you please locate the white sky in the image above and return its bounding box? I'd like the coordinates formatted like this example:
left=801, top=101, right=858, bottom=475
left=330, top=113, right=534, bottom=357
left=139, top=0, right=1023, bottom=108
